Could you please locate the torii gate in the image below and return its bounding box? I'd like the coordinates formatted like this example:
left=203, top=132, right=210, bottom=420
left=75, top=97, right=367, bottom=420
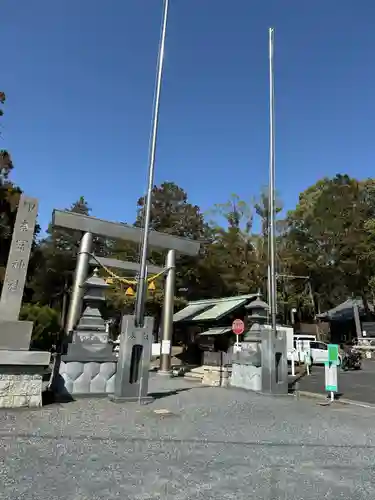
left=52, top=209, right=200, bottom=373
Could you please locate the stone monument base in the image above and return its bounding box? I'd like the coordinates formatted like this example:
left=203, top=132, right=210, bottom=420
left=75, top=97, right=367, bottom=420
left=231, top=362, right=262, bottom=392
left=0, top=320, right=34, bottom=350
left=55, top=357, right=117, bottom=398
left=0, top=350, right=51, bottom=408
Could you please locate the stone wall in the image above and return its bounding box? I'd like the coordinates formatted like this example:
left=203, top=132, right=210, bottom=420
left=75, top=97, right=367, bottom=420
left=0, top=372, right=43, bottom=408
left=231, top=363, right=262, bottom=392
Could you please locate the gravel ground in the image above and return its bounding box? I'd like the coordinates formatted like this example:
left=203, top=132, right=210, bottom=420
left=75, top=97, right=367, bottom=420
left=1, top=375, right=375, bottom=499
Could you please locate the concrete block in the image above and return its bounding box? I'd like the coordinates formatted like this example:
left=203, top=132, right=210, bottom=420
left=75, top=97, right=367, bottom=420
left=0, top=350, right=50, bottom=365
left=231, top=363, right=262, bottom=392
left=0, top=320, right=33, bottom=350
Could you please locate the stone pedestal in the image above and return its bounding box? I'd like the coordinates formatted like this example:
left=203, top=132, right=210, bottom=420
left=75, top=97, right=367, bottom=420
left=109, top=315, right=153, bottom=403
left=0, top=320, right=34, bottom=350
left=0, top=350, right=50, bottom=408
left=56, top=269, right=117, bottom=398
left=230, top=339, right=262, bottom=392
left=231, top=362, right=262, bottom=392
left=57, top=360, right=116, bottom=396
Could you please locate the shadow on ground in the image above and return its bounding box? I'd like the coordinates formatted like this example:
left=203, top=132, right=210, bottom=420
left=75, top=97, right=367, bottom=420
left=42, top=386, right=199, bottom=406
left=288, top=372, right=306, bottom=394
left=148, top=387, right=193, bottom=400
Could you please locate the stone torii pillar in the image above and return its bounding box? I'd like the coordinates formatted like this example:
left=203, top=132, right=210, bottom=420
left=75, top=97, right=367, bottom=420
left=159, top=249, right=176, bottom=374
left=65, top=231, right=93, bottom=334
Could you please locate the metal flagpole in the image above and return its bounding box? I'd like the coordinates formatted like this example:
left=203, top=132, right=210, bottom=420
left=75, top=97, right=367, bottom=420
left=135, top=0, right=169, bottom=327
left=268, top=27, right=277, bottom=335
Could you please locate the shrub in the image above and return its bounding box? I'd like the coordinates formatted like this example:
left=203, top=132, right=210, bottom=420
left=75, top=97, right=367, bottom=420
left=20, top=303, right=60, bottom=351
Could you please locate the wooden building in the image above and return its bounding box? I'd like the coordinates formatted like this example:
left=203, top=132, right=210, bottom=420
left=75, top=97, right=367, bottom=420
left=172, top=294, right=258, bottom=365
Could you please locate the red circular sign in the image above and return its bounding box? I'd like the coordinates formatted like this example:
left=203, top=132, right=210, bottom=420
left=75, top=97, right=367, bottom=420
left=232, top=319, right=245, bottom=335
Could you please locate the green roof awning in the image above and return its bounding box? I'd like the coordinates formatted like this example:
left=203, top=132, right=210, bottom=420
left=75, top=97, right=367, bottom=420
left=192, top=296, right=250, bottom=322
left=173, top=294, right=257, bottom=323
left=198, top=327, right=232, bottom=336
left=173, top=303, right=213, bottom=323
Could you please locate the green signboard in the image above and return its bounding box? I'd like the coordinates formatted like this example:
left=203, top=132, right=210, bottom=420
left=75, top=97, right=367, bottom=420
left=328, top=344, right=339, bottom=366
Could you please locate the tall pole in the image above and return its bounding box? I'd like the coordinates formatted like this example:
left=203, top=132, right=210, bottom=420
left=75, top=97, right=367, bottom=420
left=135, top=0, right=169, bottom=327
left=159, top=249, right=176, bottom=374
left=268, top=28, right=277, bottom=334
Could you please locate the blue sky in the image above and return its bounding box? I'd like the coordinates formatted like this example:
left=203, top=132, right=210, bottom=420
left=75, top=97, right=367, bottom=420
left=2, top=1, right=375, bottom=233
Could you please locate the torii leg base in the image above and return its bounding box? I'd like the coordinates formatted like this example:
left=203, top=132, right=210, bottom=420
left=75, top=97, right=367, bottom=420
left=108, top=394, right=154, bottom=404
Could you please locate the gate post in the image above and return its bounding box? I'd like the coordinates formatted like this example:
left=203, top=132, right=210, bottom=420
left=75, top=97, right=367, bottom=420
left=159, top=249, right=176, bottom=374
left=65, top=231, right=93, bottom=334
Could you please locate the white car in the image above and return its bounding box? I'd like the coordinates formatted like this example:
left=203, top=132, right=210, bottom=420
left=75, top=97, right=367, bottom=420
left=309, top=341, right=342, bottom=365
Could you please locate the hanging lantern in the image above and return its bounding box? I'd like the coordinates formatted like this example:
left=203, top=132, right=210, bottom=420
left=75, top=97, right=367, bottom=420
left=106, top=278, right=114, bottom=285
left=148, top=281, right=156, bottom=291
left=125, top=286, right=135, bottom=296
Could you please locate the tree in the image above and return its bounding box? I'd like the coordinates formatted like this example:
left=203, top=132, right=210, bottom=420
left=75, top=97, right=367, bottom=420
left=20, top=304, right=60, bottom=350
left=135, top=182, right=212, bottom=299
left=107, top=182, right=215, bottom=320
left=252, top=189, right=284, bottom=295
left=0, top=90, right=19, bottom=283
left=284, top=175, right=375, bottom=313
left=0, top=91, right=14, bottom=178
left=207, top=194, right=258, bottom=296
left=135, top=182, right=208, bottom=239
left=30, top=196, right=107, bottom=309
left=0, top=91, right=4, bottom=117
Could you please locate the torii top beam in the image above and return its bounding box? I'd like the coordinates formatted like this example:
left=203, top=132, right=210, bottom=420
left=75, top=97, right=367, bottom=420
left=52, top=210, right=201, bottom=256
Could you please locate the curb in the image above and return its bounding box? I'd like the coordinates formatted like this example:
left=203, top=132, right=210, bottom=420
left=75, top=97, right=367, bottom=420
left=296, top=390, right=375, bottom=409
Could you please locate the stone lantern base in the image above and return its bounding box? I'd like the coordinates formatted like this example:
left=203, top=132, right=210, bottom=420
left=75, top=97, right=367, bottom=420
left=54, top=269, right=118, bottom=399
left=56, top=358, right=117, bottom=398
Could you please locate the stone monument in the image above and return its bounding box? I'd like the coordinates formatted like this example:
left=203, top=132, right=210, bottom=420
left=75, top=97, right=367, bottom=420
left=56, top=269, right=117, bottom=396
left=0, top=195, right=51, bottom=408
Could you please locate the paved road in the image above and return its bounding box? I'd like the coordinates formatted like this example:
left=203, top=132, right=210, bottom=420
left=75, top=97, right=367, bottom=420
left=1, top=375, right=375, bottom=499
left=297, top=359, right=375, bottom=404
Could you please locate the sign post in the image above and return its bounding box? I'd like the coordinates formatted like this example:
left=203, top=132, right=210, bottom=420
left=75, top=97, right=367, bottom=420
left=304, top=351, right=311, bottom=376
left=291, top=350, right=296, bottom=376
left=325, top=344, right=339, bottom=402
left=232, top=319, right=245, bottom=352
